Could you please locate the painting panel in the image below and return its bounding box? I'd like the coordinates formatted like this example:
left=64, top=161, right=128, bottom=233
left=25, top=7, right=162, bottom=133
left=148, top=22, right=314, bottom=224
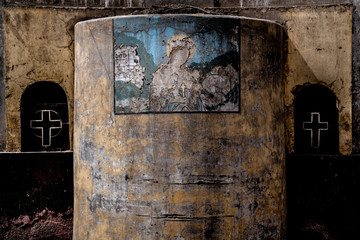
left=114, top=15, right=240, bottom=114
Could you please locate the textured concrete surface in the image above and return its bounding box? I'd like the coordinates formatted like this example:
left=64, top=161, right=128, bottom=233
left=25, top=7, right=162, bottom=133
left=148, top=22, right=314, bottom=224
left=283, top=6, right=353, bottom=154
left=2, top=8, right=118, bottom=151
left=207, top=5, right=353, bottom=154
left=3, top=8, right=75, bottom=151
left=74, top=16, right=285, bottom=239
left=1, top=5, right=354, bottom=155
left=0, top=1, right=356, bottom=239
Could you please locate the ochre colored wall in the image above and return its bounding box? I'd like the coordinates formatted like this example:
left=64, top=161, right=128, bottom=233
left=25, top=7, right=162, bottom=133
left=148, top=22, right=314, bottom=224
left=3, top=6, right=353, bottom=156
left=234, top=5, right=353, bottom=154
left=284, top=6, right=353, bottom=154
left=74, top=16, right=285, bottom=239
left=0, top=3, right=354, bottom=240
left=3, top=7, right=116, bottom=151
left=4, top=8, right=75, bottom=151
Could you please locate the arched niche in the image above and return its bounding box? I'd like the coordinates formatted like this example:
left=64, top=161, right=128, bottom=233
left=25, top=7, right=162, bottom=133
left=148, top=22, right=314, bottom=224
left=21, top=81, right=69, bottom=152
left=294, top=84, right=339, bottom=154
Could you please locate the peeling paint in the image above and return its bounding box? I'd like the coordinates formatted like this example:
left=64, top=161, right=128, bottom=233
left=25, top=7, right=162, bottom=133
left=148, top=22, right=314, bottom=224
left=114, top=16, right=240, bottom=113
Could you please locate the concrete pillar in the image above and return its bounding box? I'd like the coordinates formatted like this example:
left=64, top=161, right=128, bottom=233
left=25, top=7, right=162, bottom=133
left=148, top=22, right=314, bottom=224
left=74, top=15, right=286, bottom=239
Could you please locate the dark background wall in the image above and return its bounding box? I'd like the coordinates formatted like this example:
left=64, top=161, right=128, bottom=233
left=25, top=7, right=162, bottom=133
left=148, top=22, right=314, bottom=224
left=287, top=155, right=360, bottom=240
left=0, top=152, right=73, bottom=239
left=352, top=0, right=360, bottom=153
left=0, top=1, right=6, bottom=151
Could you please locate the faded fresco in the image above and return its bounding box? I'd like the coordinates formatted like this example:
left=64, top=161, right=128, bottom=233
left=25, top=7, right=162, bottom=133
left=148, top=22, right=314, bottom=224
left=114, top=16, right=240, bottom=113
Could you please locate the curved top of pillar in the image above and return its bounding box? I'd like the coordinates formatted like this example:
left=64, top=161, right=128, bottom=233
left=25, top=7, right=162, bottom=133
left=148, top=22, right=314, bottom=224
left=75, top=14, right=283, bottom=114
left=76, top=14, right=281, bottom=26
left=73, top=13, right=286, bottom=240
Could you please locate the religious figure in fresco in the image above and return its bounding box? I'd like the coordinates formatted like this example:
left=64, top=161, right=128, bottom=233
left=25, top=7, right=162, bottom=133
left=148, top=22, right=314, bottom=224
left=114, top=16, right=240, bottom=114
left=150, top=34, right=239, bottom=112
left=150, top=35, right=203, bottom=112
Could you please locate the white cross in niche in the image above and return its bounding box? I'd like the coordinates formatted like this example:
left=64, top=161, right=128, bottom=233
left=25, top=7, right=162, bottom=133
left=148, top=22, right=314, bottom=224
left=30, top=110, right=62, bottom=147
left=303, top=112, right=328, bottom=148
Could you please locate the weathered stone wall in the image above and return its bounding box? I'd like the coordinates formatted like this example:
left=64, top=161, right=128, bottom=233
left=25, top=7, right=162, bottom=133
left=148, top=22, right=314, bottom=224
left=74, top=16, right=285, bottom=239
left=4, top=7, right=76, bottom=151
left=285, top=6, right=352, bottom=154
left=197, top=5, right=354, bottom=154
left=0, top=1, right=356, bottom=239
left=279, top=6, right=352, bottom=154
left=2, top=7, right=118, bottom=151
left=208, top=5, right=353, bottom=154
left=1, top=4, right=354, bottom=154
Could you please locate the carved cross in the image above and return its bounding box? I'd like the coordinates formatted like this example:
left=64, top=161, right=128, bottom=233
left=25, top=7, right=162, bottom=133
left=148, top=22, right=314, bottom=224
left=303, top=112, right=328, bottom=148
left=180, top=83, right=186, bottom=98
left=30, top=110, right=62, bottom=147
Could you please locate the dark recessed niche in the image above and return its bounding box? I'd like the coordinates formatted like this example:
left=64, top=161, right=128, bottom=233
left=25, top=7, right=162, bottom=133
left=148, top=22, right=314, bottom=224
left=21, top=81, right=69, bottom=152
left=294, top=84, right=339, bottom=154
